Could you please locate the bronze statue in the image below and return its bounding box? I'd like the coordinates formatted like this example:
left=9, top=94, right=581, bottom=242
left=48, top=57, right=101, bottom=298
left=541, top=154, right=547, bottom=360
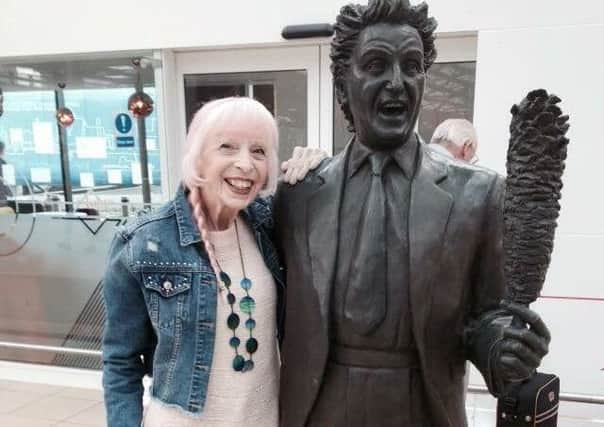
left=274, top=1, right=551, bottom=426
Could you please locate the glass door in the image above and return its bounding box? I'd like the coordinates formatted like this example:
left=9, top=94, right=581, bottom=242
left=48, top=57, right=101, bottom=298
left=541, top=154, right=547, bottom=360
left=167, top=46, right=320, bottom=185
left=183, top=70, right=308, bottom=162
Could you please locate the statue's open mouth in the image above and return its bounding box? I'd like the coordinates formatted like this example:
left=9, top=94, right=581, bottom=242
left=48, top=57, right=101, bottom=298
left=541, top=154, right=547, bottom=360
left=378, top=100, right=407, bottom=117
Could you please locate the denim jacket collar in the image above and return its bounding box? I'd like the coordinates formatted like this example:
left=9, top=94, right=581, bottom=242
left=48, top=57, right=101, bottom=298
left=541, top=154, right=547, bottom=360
left=173, top=184, right=273, bottom=247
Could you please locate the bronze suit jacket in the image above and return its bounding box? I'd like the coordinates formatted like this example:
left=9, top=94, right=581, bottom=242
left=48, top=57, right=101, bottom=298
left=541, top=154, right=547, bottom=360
left=274, top=141, right=506, bottom=427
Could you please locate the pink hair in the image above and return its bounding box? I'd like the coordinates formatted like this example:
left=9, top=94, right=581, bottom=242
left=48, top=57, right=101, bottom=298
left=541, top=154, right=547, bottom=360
left=188, top=187, right=221, bottom=276
left=182, top=97, right=279, bottom=276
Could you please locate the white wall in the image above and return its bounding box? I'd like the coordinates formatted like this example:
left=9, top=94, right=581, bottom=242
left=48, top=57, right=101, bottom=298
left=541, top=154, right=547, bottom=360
left=474, top=24, right=604, bottom=234
left=2, top=0, right=604, bottom=413
left=1, top=0, right=603, bottom=58
left=470, top=22, right=604, bottom=405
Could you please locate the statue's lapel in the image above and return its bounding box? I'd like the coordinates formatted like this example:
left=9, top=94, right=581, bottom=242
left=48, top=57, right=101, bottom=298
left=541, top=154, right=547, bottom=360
left=306, top=142, right=453, bottom=338
left=409, top=147, right=453, bottom=342
left=307, top=144, right=350, bottom=322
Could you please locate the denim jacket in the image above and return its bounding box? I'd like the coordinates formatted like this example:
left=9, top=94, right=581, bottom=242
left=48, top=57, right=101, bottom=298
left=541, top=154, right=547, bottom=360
left=102, top=185, right=285, bottom=427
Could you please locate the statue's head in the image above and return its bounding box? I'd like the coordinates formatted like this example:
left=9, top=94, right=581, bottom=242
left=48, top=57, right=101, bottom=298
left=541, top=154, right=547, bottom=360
left=331, top=0, right=437, bottom=150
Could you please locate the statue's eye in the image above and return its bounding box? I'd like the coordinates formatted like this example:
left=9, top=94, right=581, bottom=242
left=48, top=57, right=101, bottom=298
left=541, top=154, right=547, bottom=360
left=365, top=59, right=385, bottom=73
left=404, top=60, right=423, bottom=75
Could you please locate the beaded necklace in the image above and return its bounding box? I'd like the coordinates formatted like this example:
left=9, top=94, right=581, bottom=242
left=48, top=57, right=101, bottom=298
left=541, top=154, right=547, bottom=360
left=214, top=219, right=258, bottom=373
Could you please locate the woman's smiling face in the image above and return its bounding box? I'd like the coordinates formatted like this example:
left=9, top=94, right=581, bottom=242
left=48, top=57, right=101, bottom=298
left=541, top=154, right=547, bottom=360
left=198, top=128, right=270, bottom=225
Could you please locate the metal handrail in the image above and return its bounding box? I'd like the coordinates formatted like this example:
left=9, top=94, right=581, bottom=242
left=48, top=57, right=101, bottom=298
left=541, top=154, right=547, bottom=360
left=0, top=341, right=101, bottom=357
left=1, top=340, right=603, bottom=406
left=468, top=385, right=604, bottom=405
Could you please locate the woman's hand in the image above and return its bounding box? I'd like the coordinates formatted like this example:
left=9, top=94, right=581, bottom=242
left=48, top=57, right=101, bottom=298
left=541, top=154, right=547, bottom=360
left=280, top=146, right=328, bottom=185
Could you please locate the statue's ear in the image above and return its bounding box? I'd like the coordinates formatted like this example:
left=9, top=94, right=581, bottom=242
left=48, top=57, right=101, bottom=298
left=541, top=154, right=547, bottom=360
left=334, top=78, right=348, bottom=106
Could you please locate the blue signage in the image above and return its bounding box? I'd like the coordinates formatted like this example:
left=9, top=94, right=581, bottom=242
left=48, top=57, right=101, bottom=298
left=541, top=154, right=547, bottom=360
left=0, top=88, right=160, bottom=189
left=116, top=136, right=135, bottom=148
left=115, top=113, right=133, bottom=134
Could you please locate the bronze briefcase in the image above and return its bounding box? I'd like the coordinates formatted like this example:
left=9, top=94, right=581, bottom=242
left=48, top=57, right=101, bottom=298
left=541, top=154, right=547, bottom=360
left=497, top=372, right=560, bottom=426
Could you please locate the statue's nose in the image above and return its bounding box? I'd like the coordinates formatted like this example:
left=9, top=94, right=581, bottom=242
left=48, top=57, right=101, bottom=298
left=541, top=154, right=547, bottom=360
left=386, top=63, right=404, bottom=92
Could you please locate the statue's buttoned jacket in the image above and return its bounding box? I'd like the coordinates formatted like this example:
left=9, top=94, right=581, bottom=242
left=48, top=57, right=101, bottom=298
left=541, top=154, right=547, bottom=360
left=274, top=141, right=506, bottom=427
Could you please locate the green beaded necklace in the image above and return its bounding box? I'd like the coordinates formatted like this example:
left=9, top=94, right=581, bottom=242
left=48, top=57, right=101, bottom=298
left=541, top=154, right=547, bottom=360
left=215, top=219, right=258, bottom=373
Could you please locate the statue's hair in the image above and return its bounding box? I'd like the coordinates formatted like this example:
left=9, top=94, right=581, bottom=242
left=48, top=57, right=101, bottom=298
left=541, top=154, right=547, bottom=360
left=330, top=0, right=438, bottom=131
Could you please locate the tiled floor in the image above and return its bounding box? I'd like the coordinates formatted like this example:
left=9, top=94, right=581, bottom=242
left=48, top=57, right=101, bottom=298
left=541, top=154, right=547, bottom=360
left=0, top=380, right=105, bottom=427
left=1, top=379, right=603, bottom=427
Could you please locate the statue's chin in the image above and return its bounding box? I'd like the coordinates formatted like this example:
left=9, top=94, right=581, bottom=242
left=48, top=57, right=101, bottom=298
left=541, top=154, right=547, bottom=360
left=359, top=131, right=414, bottom=151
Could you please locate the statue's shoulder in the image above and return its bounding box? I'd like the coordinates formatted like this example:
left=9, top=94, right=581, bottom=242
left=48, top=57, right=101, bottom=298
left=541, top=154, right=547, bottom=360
left=423, top=144, right=502, bottom=183
left=278, top=152, right=342, bottom=190
left=275, top=159, right=323, bottom=202
left=421, top=145, right=504, bottom=204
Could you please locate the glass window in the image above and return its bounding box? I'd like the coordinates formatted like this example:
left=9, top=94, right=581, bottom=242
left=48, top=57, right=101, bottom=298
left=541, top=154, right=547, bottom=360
left=332, top=61, right=477, bottom=153
left=63, top=86, right=161, bottom=208
left=0, top=56, right=160, bottom=216
left=0, top=90, right=61, bottom=197
left=0, top=54, right=159, bottom=370
left=418, top=62, right=476, bottom=143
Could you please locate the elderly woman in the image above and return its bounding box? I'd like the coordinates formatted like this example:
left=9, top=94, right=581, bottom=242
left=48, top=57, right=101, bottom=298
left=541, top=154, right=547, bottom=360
left=102, top=97, right=324, bottom=427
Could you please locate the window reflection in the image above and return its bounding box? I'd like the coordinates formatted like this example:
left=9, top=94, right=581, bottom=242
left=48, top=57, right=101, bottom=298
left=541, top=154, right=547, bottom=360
left=418, top=62, right=476, bottom=143
left=0, top=56, right=160, bottom=215
left=0, top=91, right=61, bottom=193
left=0, top=88, right=160, bottom=193
left=63, top=87, right=160, bottom=191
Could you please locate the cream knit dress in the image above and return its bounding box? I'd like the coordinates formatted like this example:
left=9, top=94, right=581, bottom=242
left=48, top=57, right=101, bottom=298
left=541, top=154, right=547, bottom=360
left=143, top=220, right=279, bottom=427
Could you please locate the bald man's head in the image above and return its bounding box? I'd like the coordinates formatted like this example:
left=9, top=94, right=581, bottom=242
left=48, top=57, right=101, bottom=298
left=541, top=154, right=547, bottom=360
left=430, top=118, right=477, bottom=163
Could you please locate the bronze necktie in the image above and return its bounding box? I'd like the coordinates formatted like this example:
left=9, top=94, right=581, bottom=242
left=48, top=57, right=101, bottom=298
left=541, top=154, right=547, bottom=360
left=344, top=153, right=389, bottom=335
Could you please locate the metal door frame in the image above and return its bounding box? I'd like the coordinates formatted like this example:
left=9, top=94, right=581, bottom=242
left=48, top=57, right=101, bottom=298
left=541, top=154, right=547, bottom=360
left=159, top=46, right=322, bottom=193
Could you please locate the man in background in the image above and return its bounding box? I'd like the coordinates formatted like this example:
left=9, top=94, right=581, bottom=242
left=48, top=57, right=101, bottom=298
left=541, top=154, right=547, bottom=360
left=429, top=118, right=478, bottom=163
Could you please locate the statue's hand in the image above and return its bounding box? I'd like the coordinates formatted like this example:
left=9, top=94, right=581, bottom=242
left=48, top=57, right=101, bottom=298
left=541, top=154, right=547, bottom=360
left=280, top=146, right=328, bottom=185
left=491, top=301, right=551, bottom=384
